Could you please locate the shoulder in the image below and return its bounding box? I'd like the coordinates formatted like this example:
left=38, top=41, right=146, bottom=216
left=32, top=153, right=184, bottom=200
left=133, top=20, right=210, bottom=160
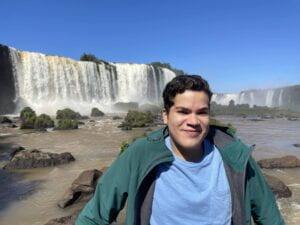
left=120, top=127, right=169, bottom=161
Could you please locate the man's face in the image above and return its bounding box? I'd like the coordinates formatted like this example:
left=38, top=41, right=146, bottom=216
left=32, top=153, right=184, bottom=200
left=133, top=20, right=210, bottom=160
left=163, top=90, right=210, bottom=154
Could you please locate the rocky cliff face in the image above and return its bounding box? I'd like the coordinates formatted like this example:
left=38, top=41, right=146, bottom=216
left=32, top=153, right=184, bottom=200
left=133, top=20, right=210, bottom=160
left=0, top=44, right=16, bottom=114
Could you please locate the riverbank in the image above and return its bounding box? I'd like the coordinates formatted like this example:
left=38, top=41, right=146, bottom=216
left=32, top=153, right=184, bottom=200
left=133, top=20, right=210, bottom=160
left=0, top=115, right=299, bottom=224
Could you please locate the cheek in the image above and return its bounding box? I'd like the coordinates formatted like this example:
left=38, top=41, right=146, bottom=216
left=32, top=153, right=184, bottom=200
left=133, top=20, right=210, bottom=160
left=201, top=118, right=210, bottom=127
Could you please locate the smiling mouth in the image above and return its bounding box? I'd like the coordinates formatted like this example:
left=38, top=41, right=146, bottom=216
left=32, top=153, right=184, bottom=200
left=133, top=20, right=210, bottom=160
left=183, top=129, right=202, bottom=137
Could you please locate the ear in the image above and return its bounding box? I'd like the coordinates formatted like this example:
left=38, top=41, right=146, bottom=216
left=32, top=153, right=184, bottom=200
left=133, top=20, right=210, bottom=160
left=162, top=109, right=168, bottom=124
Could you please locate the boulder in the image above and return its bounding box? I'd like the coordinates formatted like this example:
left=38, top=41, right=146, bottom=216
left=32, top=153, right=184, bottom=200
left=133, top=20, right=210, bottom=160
left=91, top=108, right=105, bottom=117
left=118, top=110, right=154, bottom=129
left=9, top=145, right=25, bottom=158
left=288, top=117, right=298, bottom=121
left=44, top=210, right=79, bottom=225
left=112, top=116, right=122, bottom=120
left=34, top=114, right=54, bottom=130
left=20, top=107, right=37, bottom=129
left=56, top=108, right=83, bottom=120
left=258, top=155, right=300, bottom=168
left=0, top=122, right=18, bottom=128
left=58, top=169, right=102, bottom=208
left=3, top=149, right=75, bottom=170
left=264, top=174, right=292, bottom=198
left=55, top=119, right=78, bottom=130
left=0, top=116, right=12, bottom=123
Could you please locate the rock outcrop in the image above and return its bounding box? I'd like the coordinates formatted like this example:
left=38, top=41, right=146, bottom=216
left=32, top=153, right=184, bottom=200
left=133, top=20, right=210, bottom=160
left=258, top=155, right=300, bottom=168
left=3, top=149, right=75, bottom=170
left=264, top=174, right=292, bottom=198
left=0, top=116, right=12, bottom=123
left=0, top=44, right=16, bottom=114
left=91, top=108, right=104, bottom=117
left=44, top=211, right=79, bottom=225
left=58, top=169, right=103, bottom=208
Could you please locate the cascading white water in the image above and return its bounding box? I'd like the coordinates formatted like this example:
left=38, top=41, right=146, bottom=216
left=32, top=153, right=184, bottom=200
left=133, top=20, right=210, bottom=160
left=212, top=88, right=290, bottom=109
left=8, top=48, right=176, bottom=115
left=211, top=94, right=239, bottom=105
left=238, top=92, right=246, bottom=104
left=249, top=92, right=254, bottom=107
left=278, top=89, right=283, bottom=106
left=265, top=90, right=274, bottom=107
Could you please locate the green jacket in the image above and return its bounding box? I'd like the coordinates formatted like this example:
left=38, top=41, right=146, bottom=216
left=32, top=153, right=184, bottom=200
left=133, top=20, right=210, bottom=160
left=76, top=126, right=285, bottom=225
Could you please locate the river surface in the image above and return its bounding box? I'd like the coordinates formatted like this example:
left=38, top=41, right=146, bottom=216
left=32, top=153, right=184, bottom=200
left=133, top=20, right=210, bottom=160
left=0, top=115, right=299, bottom=225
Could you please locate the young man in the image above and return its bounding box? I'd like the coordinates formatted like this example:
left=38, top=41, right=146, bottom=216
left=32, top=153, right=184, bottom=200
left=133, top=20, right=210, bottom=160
left=76, top=75, right=285, bottom=225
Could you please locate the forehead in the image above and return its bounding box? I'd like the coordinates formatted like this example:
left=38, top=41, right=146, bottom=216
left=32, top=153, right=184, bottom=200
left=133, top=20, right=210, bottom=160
left=172, top=90, right=209, bottom=107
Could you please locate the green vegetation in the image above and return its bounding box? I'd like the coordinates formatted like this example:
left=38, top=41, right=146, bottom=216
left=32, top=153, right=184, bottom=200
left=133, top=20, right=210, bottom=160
left=150, top=62, right=186, bottom=76
left=19, top=107, right=83, bottom=130
left=20, top=107, right=55, bottom=130
left=91, top=107, right=105, bottom=117
left=56, top=119, right=78, bottom=130
left=211, top=101, right=300, bottom=118
left=119, top=133, right=147, bottom=154
left=34, top=114, right=55, bottom=129
left=119, top=110, right=154, bottom=128
left=210, top=118, right=237, bottom=135
left=20, top=107, right=37, bottom=129
left=80, top=53, right=109, bottom=65
left=56, top=108, right=82, bottom=120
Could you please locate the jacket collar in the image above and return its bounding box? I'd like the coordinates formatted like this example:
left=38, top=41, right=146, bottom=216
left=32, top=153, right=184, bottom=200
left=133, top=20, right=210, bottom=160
left=146, top=125, right=252, bottom=171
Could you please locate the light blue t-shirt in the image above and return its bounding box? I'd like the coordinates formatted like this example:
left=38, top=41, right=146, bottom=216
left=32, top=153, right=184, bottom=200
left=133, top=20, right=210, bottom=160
left=150, top=137, right=232, bottom=225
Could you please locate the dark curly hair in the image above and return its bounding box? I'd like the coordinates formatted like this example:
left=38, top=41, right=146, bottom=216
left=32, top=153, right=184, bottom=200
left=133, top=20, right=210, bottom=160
left=162, top=75, right=213, bottom=113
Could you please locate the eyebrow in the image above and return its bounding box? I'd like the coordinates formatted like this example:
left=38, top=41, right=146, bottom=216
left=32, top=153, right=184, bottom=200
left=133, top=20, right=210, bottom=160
left=174, top=106, right=209, bottom=111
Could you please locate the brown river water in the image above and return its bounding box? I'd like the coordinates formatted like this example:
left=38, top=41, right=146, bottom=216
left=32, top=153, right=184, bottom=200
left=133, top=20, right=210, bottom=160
left=0, top=115, right=299, bottom=225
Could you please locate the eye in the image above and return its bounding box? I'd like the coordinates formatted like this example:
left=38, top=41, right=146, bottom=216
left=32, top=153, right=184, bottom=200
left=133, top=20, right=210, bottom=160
left=177, top=110, right=189, bottom=114
left=197, top=111, right=209, bottom=115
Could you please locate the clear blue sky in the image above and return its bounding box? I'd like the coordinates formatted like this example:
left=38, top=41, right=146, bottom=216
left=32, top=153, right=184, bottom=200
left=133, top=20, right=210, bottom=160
left=1, top=0, right=300, bottom=93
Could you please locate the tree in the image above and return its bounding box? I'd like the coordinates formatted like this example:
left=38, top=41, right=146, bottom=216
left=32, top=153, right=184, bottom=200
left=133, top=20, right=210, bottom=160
left=150, top=62, right=186, bottom=76
left=80, top=53, right=99, bottom=63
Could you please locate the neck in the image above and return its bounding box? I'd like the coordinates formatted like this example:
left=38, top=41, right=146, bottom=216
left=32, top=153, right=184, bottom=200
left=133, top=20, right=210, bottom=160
left=170, top=140, right=204, bottom=162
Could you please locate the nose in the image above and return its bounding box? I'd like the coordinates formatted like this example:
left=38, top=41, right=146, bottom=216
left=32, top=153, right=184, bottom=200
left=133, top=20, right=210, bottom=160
left=187, top=113, right=199, bottom=127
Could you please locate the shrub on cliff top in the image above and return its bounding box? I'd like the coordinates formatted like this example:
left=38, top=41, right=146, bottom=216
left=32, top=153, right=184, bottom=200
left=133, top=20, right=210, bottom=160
left=56, top=108, right=82, bottom=120
left=20, top=107, right=37, bottom=129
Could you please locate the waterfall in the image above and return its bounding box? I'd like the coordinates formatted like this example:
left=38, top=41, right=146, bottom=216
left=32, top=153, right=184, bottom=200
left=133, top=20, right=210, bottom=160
left=7, top=48, right=176, bottom=115
left=212, top=86, right=300, bottom=112
left=265, top=90, right=274, bottom=107
left=278, top=89, right=283, bottom=106
left=211, top=94, right=238, bottom=105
